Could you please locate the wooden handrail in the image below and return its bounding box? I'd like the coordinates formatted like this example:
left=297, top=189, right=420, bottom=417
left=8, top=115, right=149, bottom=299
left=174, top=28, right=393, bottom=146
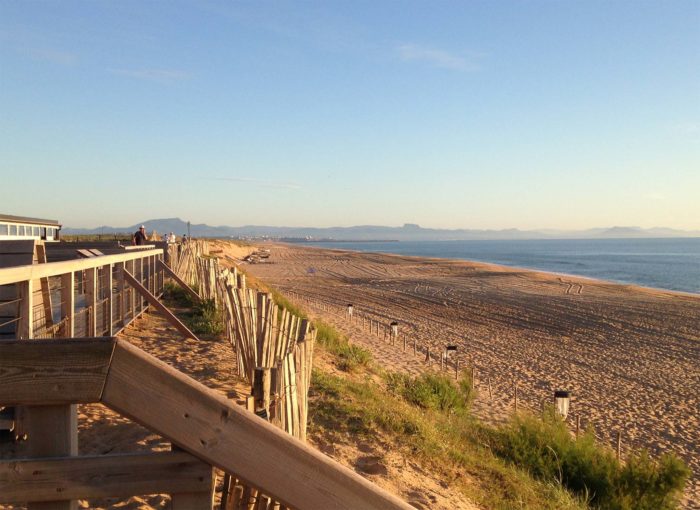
left=0, top=338, right=413, bottom=510
left=0, top=248, right=163, bottom=285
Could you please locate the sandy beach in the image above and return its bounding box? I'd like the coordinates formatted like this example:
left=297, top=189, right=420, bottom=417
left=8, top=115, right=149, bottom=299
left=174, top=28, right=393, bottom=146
left=244, top=242, right=700, bottom=508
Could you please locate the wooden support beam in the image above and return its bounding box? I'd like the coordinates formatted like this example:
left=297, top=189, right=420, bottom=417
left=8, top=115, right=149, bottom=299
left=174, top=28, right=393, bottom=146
left=0, top=338, right=116, bottom=405
left=0, top=451, right=212, bottom=503
left=123, top=269, right=198, bottom=340
left=157, top=259, right=200, bottom=303
left=101, top=339, right=413, bottom=510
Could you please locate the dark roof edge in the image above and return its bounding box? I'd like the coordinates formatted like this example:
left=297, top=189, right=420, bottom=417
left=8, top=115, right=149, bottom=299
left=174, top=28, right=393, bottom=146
left=0, top=214, right=61, bottom=227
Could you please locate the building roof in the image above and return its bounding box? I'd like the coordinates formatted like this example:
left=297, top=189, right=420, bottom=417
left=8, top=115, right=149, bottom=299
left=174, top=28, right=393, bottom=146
left=0, top=214, right=61, bottom=227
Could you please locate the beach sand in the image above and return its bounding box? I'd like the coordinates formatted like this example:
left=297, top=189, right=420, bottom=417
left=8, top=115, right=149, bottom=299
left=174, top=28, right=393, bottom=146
left=244, top=242, right=700, bottom=509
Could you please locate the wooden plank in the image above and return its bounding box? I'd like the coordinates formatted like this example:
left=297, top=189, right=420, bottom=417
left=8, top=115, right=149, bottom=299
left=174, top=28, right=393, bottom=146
left=0, top=249, right=163, bottom=286
left=101, top=339, right=413, bottom=510
left=0, top=338, right=116, bottom=405
left=123, top=269, right=198, bottom=340
left=158, top=259, right=200, bottom=303
left=0, top=451, right=212, bottom=503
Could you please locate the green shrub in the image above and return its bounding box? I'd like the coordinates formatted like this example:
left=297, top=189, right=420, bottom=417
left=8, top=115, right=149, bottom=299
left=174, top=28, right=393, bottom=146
left=185, top=298, right=224, bottom=335
left=386, top=372, right=472, bottom=413
left=492, top=409, right=689, bottom=509
left=315, top=320, right=372, bottom=372
left=613, top=450, right=689, bottom=510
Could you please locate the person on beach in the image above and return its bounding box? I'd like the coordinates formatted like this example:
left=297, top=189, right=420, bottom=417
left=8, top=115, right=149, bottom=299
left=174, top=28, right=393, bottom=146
left=132, top=225, right=148, bottom=246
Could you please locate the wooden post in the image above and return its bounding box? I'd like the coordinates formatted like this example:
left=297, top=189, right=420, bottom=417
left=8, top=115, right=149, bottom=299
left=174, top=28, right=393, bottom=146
left=20, top=279, right=79, bottom=510
left=576, top=415, right=581, bottom=437
left=425, top=347, right=431, bottom=365
left=86, top=267, right=97, bottom=336
left=107, top=264, right=113, bottom=336
left=24, top=405, right=79, bottom=510
left=455, top=360, right=459, bottom=380
left=488, top=377, right=492, bottom=400
left=514, top=384, right=518, bottom=413
left=60, top=272, right=74, bottom=337
left=617, top=430, right=622, bottom=461
left=18, top=280, right=33, bottom=339
left=116, top=262, right=125, bottom=328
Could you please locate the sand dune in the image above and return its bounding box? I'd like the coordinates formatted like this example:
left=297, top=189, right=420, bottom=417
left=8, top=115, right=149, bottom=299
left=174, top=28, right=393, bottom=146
left=245, top=243, right=700, bottom=509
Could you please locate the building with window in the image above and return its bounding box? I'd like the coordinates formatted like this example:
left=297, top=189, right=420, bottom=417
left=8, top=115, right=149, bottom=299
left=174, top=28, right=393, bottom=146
left=0, top=214, right=61, bottom=242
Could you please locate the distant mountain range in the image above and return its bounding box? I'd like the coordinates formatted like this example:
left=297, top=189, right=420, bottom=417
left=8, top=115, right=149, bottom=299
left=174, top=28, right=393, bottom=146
left=62, top=218, right=700, bottom=241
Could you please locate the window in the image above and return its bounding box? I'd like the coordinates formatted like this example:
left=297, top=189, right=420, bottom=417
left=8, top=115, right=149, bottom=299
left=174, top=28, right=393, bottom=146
left=0, top=224, right=7, bottom=235
left=9, top=225, right=16, bottom=235
left=33, top=226, right=40, bottom=236
left=18, top=225, right=26, bottom=236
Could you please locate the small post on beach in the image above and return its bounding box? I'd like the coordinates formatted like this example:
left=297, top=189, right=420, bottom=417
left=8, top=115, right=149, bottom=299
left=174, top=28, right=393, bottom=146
left=347, top=303, right=353, bottom=322
left=576, top=415, right=581, bottom=437
left=425, top=347, right=431, bottom=365
left=514, top=384, right=518, bottom=412
left=391, top=321, right=398, bottom=345
left=617, top=430, right=622, bottom=461
left=455, top=360, right=460, bottom=380
left=403, top=334, right=406, bottom=352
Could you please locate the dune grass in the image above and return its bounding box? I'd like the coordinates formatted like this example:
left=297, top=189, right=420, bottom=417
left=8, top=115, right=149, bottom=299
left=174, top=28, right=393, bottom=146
left=306, top=319, right=688, bottom=510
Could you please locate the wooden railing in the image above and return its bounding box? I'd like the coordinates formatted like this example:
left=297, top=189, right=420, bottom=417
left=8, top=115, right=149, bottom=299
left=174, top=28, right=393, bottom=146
left=0, top=338, right=413, bottom=510
left=0, top=244, right=165, bottom=340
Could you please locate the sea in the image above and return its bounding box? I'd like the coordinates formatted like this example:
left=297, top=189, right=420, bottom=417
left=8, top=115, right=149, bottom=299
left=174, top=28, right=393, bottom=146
left=304, top=238, right=700, bottom=295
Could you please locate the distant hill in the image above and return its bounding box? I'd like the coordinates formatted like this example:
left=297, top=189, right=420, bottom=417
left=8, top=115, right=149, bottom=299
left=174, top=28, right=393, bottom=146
left=62, top=218, right=700, bottom=241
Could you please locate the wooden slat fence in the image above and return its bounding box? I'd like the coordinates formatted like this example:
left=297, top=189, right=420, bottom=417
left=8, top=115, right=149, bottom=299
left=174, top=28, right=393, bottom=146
left=170, top=241, right=318, bottom=509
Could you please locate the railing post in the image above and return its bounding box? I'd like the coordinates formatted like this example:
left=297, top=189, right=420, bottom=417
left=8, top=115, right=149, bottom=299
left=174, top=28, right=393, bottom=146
left=85, top=267, right=97, bottom=337
left=138, top=257, right=145, bottom=312
left=116, top=262, right=125, bottom=328
left=107, top=263, right=114, bottom=336
left=17, top=279, right=33, bottom=339
left=60, top=272, right=75, bottom=337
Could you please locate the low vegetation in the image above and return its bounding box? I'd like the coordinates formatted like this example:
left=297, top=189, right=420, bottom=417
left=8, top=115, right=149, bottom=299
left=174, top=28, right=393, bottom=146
left=305, top=318, right=689, bottom=509
left=491, top=410, right=689, bottom=510
left=314, top=320, right=372, bottom=372
left=385, top=371, right=473, bottom=413
left=163, top=282, right=224, bottom=335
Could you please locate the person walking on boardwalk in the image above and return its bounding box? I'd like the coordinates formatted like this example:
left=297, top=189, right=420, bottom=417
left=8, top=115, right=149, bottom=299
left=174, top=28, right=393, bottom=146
left=132, top=225, right=148, bottom=246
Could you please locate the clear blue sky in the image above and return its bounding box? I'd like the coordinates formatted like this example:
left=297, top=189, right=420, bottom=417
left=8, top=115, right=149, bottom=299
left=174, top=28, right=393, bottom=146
left=1, top=1, right=698, bottom=230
